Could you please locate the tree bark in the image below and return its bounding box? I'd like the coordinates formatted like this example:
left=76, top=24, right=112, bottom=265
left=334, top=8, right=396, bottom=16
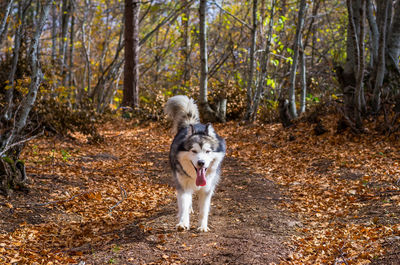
left=248, top=0, right=276, bottom=122
left=198, top=0, right=217, bottom=122
left=93, top=30, right=124, bottom=111
left=303, top=0, right=320, bottom=68
left=0, top=0, right=14, bottom=46
left=299, top=42, right=306, bottom=114
left=366, top=0, right=378, bottom=67
left=386, top=1, right=400, bottom=73
left=68, top=3, right=75, bottom=90
left=372, top=0, right=390, bottom=112
left=3, top=0, right=29, bottom=121
left=288, top=0, right=308, bottom=119
left=181, top=0, right=191, bottom=88
left=78, top=3, right=91, bottom=106
left=16, top=0, right=51, bottom=134
left=60, top=0, right=71, bottom=84
left=344, top=0, right=360, bottom=82
left=51, top=0, right=57, bottom=63
left=0, top=158, right=27, bottom=196
left=244, top=0, right=258, bottom=121
left=122, top=0, right=140, bottom=109
left=354, top=0, right=366, bottom=129
left=1, top=0, right=51, bottom=158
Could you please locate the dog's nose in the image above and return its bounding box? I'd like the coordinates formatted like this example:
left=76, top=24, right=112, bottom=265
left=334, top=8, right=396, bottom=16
left=197, top=160, right=205, bottom=167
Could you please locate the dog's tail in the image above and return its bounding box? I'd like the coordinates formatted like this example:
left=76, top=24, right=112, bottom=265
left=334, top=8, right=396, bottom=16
left=164, top=95, right=199, bottom=135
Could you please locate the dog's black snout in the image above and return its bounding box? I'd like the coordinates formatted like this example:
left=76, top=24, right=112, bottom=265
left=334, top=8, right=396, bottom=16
left=197, top=160, right=205, bottom=167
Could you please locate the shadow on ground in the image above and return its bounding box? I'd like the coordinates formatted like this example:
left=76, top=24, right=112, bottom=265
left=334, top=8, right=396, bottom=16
left=83, top=155, right=297, bottom=264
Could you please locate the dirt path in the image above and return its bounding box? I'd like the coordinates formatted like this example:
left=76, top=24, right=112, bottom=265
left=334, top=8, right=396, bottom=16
left=0, top=121, right=297, bottom=264
left=84, top=154, right=295, bottom=264
left=3, top=119, right=398, bottom=264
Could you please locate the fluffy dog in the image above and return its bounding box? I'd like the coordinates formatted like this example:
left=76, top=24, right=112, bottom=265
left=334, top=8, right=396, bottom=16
left=164, top=95, right=226, bottom=232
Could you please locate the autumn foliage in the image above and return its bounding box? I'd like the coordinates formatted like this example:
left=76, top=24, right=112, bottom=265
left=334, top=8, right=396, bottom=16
left=0, top=115, right=399, bottom=264
left=1, top=0, right=400, bottom=263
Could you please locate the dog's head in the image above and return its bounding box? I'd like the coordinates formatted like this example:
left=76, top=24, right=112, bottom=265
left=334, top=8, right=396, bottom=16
left=183, top=124, right=220, bottom=186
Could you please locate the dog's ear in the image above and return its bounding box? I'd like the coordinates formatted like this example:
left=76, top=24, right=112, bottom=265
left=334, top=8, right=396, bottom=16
left=187, top=124, right=195, bottom=136
left=205, top=123, right=216, bottom=138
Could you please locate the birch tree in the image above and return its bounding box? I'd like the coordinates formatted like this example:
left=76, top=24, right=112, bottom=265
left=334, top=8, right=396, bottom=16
left=249, top=0, right=276, bottom=122
left=337, top=0, right=400, bottom=132
left=3, top=0, right=30, bottom=121
left=371, top=0, right=389, bottom=113
left=0, top=0, right=52, bottom=195
left=287, top=0, right=308, bottom=118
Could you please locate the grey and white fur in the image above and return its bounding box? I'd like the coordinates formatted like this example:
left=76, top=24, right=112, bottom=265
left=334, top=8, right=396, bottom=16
left=164, top=95, right=226, bottom=232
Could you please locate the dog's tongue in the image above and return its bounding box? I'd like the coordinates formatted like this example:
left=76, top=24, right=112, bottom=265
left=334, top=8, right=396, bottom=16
left=196, top=168, right=207, bottom=186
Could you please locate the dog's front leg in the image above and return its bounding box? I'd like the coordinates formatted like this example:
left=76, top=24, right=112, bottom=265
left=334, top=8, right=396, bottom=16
left=198, top=190, right=213, bottom=232
left=177, top=190, right=192, bottom=230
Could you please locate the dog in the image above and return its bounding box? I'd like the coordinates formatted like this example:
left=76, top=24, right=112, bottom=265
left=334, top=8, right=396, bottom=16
left=164, top=95, right=226, bottom=232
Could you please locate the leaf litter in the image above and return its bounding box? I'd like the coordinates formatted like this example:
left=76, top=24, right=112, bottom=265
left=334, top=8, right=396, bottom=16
left=0, top=115, right=399, bottom=264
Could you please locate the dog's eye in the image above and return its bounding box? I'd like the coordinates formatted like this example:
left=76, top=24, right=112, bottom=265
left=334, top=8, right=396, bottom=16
left=206, top=150, right=211, bottom=154
left=191, top=150, right=198, bottom=154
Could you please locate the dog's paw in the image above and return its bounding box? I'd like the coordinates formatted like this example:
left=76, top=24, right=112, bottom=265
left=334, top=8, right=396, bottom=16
left=176, top=223, right=190, bottom=231
left=197, top=226, right=209, bottom=232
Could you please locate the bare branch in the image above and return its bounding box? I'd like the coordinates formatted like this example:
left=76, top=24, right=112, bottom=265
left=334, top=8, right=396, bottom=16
left=210, top=0, right=252, bottom=31
left=0, top=130, right=43, bottom=157
left=108, top=186, right=127, bottom=215
left=139, top=0, right=195, bottom=46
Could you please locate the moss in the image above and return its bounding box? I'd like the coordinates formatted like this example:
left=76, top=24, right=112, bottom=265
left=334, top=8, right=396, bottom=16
left=2, top=156, right=14, bottom=165
left=1, top=156, right=16, bottom=172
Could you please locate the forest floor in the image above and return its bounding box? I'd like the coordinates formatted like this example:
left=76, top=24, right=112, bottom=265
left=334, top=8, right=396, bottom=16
left=1, top=116, right=400, bottom=264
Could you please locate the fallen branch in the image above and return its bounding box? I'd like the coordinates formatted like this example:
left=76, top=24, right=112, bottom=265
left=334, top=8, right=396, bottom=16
left=108, top=185, right=127, bottom=215
left=334, top=245, right=349, bottom=265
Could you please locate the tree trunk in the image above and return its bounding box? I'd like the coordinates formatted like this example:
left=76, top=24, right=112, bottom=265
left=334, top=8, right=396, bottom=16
left=3, top=0, right=28, bottom=121
left=0, top=0, right=14, bottom=46
left=338, top=0, right=366, bottom=132
left=386, top=1, right=400, bottom=73
left=92, top=28, right=124, bottom=111
left=354, top=0, right=366, bottom=129
left=372, top=0, right=390, bottom=112
left=0, top=0, right=51, bottom=160
left=304, top=0, right=320, bottom=69
left=248, top=0, right=276, bottom=122
left=344, top=0, right=360, bottom=83
left=244, top=0, right=258, bottom=121
left=288, top=0, right=307, bottom=119
left=366, top=0, right=378, bottom=67
left=68, top=5, right=75, bottom=90
left=122, top=0, right=140, bottom=109
left=198, top=0, right=217, bottom=122
left=16, top=0, right=51, bottom=134
left=299, top=42, right=306, bottom=114
left=0, top=158, right=27, bottom=196
left=60, top=0, right=71, bottom=84
left=78, top=7, right=91, bottom=107
left=181, top=0, right=191, bottom=89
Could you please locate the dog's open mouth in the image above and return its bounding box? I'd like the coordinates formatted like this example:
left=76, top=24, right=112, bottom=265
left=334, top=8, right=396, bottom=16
left=193, top=165, right=207, bottom=186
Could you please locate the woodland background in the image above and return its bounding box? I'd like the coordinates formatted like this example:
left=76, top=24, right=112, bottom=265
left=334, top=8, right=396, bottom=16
left=0, top=0, right=400, bottom=264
